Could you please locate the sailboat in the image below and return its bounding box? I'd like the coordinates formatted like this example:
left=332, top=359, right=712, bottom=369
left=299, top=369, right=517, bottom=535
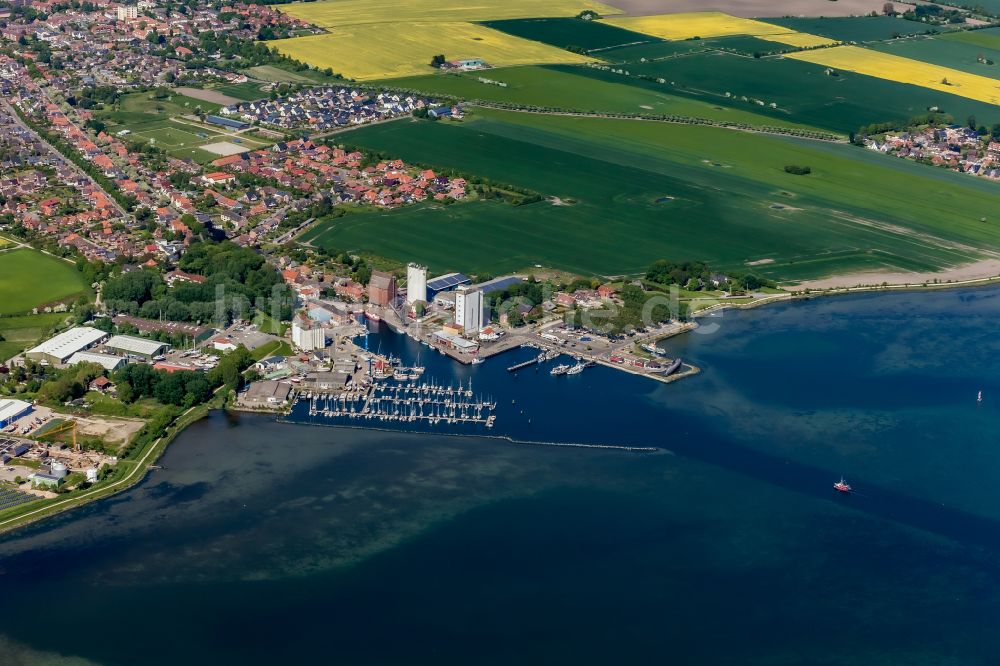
left=978, top=390, right=983, bottom=403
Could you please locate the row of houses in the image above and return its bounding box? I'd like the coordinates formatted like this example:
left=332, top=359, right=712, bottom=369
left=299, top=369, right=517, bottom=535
left=218, top=88, right=428, bottom=131
left=867, top=125, right=1000, bottom=181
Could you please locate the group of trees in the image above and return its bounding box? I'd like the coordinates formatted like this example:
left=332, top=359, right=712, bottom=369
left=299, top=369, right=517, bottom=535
left=645, top=260, right=714, bottom=290
left=102, top=241, right=295, bottom=326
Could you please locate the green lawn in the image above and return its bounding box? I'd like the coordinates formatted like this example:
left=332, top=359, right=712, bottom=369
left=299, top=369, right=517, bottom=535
left=0, top=311, right=68, bottom=362
left=571, top=51, right=1000, bottom=133
left=96, top=91, right=222, bottom=128
left=868, top=35, right=1000, bottom=81
left=384, top=65, right=829, bottom=133
left=0, top=249, right=89, bottom=315
left=250, top=339, right=294, bottom=361
left=303, top=111, right=1000, bottom=281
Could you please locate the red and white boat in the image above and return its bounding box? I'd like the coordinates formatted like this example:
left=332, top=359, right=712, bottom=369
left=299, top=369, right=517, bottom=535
left=364, top=311, right=381, bottom=322
left=833, top=477, right=852, bottom=493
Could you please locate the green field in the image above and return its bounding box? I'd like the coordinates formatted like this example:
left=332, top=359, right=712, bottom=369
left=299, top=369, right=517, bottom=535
left=94, top=92, right=268, bottom=162
left=942, top=26, right=1000, bottom=51
left=208, top=82, right=270, bottom=101
left=0, top=312, right=68, bottom=361
left=385, top=66, right=828, bottom=132
left=481, top=17, right=660, bottom=52
left=567, top=51, right=1000, bottom=133
left=703, top=35, right=799, bottom=56
left=868, top=36, right=1000, bottom=81
left=96, top=92, right=222, bottom=127
left=0, top=249, right=89, bottom=315
left=302, top=111, right=1000, bottom=280
left=597, top=39, right=709, bottom=62
left=760, top=16, right=937, bottom=43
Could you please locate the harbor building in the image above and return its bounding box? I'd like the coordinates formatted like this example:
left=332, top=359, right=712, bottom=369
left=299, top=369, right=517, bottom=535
left=26, top=327, right=109, bottom=364
left=368, top=271, right=397, bottom=307
left=0, top=399, right=32, bottom=429
left=406, top=263, right=428, bottom=304
left=292, top=319, right=326, bottom=351
left=455, top=286, right=484, bottom=334
left=242, top=381, right=293, bottom=409
left=426, top=272, right=470, bottom=302
left=473, top=275, right=525, bottom=296
left=104, top=335, right=170, bottom=360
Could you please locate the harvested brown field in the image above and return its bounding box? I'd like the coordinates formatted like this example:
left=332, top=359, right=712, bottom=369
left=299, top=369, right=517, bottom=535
left=174, top=87, right=242, bottom=106
left=608, top=0, right=916, bottom=18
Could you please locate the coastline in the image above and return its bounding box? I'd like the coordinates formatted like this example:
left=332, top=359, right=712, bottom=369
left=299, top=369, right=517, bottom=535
left=4, top=270, right=1000, bottom=536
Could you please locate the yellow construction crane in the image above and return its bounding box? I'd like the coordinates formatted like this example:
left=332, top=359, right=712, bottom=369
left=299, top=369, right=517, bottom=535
left=39, top=419, right=78, bottom=451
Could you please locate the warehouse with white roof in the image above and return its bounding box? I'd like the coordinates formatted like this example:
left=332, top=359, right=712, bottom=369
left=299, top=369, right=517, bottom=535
left=25, top=327, right=109, bottom=364
left=0, top=398, right=33, bottom=429
left=67, top=351, right=128, bottom=372
left=104, top=335, right=170, bottom=360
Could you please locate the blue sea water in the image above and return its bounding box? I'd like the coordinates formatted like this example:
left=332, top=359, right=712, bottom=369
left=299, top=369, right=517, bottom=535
left=1, top=287, right=1000, bottom=665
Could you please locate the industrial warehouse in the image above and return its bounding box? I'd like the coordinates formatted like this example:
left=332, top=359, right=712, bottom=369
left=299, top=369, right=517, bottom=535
left=25, top=327, right=109, bottom=364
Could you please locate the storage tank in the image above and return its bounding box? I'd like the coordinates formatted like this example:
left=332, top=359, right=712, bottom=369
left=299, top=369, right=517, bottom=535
left=50, top=461, right=68, bottom=479
left=86, top=468, right=99, bottom=483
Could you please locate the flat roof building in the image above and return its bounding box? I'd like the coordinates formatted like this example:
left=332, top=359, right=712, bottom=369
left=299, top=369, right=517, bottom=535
left=112, top=315, right=214, bottom=343
left=104, top=335, right=170, bottom=360
left=242, top=380, right=292, bottom=408
left=426, top=272, right=470, bottom=300
left=206, top=114, right=250, bottom=130
left=26, top=327, right=109, bottom=364
left=0, top=399, right=32, bottom=429
left=473, top=275, right=525, bottom=296
left=67, top=351, right=127, bottom=372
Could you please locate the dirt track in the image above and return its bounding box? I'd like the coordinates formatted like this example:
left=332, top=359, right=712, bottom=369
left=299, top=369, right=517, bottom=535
left=608, top=0, right=916, bottom=18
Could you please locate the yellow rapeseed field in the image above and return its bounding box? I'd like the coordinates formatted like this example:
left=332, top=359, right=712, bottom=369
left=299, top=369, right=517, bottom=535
left=270, top=22, right=594, bottom=81
left=280, top=0, right=622, bottom=28
left=602, top=12, right=835, bottom=48
left=788, top=46, right=1000, bottom=105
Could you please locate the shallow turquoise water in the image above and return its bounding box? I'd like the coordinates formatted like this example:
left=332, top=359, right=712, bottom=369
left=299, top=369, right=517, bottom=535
left=1, top=287, right=999, bottom=665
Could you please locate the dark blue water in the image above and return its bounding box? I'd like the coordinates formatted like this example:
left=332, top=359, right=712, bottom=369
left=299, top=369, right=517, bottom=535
left=2, top=287, right=1000, bottom=665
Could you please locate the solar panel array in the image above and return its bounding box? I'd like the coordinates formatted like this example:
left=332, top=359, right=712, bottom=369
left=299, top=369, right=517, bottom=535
left=426, top=273, right=470, bottom=292
left=0, top=488, right=37, bottom=512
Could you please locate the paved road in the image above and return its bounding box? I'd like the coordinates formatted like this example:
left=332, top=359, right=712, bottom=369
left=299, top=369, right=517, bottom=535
left=2, top=99, right=128, bottom=217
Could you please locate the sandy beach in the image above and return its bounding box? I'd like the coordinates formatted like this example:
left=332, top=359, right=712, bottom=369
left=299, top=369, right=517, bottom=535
left=786, top=258, right=1000, bottom=291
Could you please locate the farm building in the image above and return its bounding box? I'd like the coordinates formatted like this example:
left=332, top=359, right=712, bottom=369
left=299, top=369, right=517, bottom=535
left=67, top=351, right=127, bottom=372
left=0, top=399, right=32, bottom=429
left=26, top=327, right=109, bottom=364
left=104, top=335, right=169, bottom=360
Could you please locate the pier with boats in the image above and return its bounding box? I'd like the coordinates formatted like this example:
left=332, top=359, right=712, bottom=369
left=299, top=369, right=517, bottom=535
left=298, top=378, right=497, bottom=428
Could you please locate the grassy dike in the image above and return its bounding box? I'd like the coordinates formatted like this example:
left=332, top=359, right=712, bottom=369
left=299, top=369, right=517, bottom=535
left=0, top=390, right=231, bottom=536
